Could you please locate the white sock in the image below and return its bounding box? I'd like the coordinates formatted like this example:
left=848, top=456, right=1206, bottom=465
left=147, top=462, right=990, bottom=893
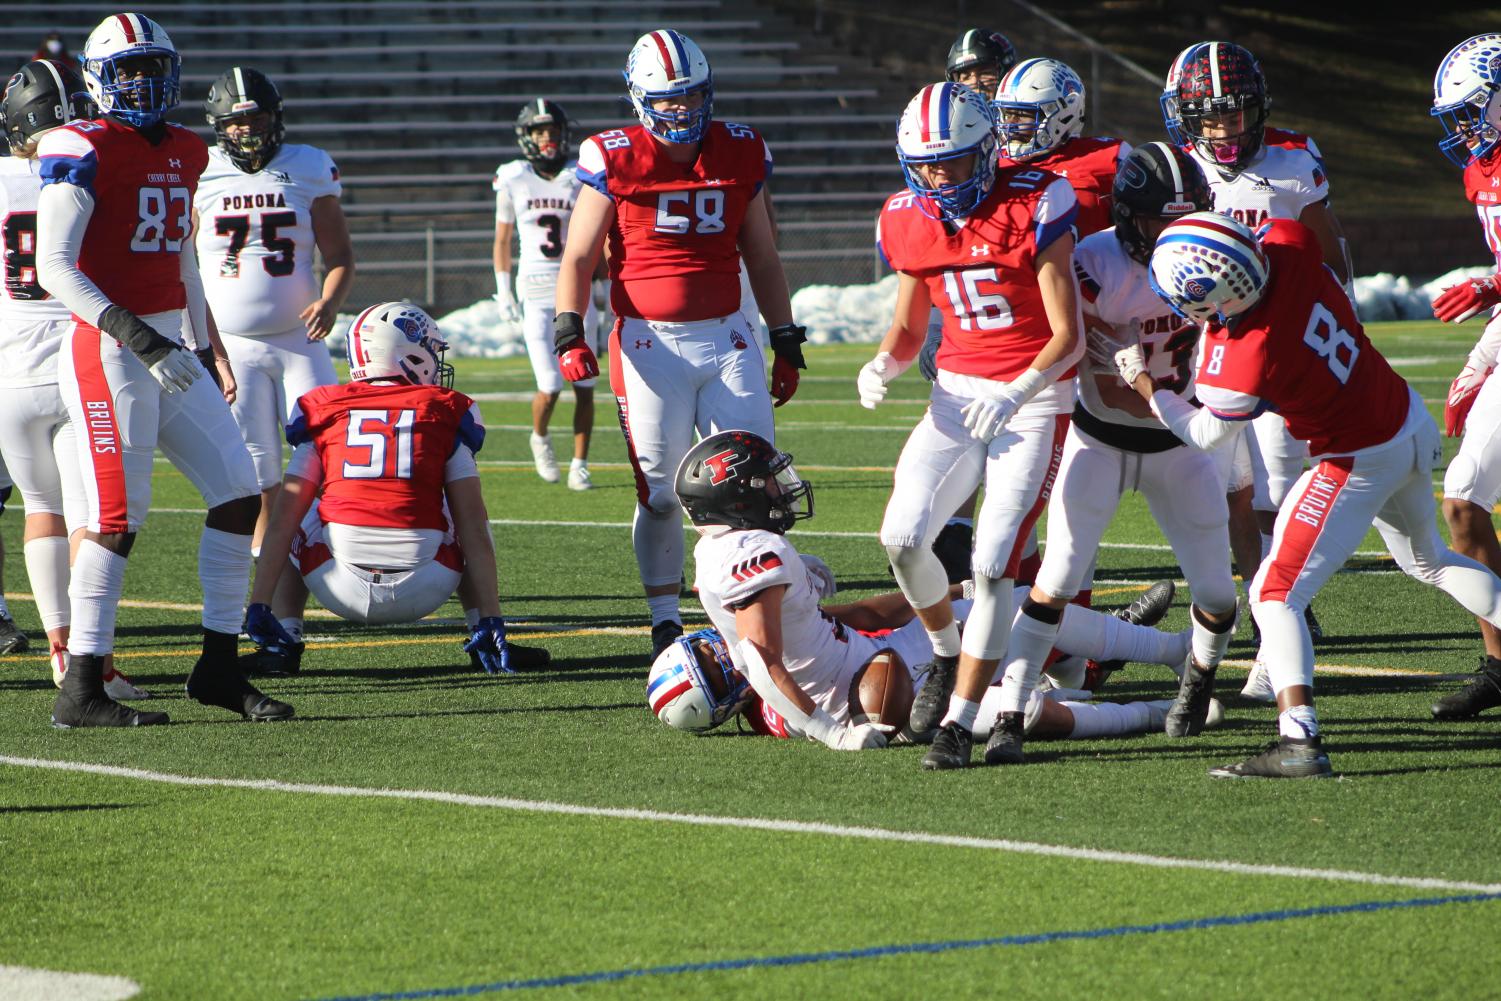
left=199, top=527, right=252, bottom=635
left=1279, top=704, right=1320, bottom=739
left=646, top=592, right=680, bottom=627
left=940, top=695, right=981, bottom=732
left=997, top=608, right=1059, bottom=713
left=1063, top=700, right=1154, bottom=739
left=1057, top=605, right=1184, bottom=667
left=570, top=457, right=587, bottom=470
left=958, top=576, right=1014, bottom=661
left=945, top=517, right=973, bottom=529
left=927, top=621, right=961, bottom=658
left=464, top=607, right=481, bottom=630
left=279, top=617, right=304, bottom=643
left=23, top=536, right=70, bottom=633
left=1189, top=604, right=1237, bottom=670
left=68, top=540, right=127, bottom=656
left=633, top=504, right=683, bottom=603
left=251, top=545, right=262, bottom=561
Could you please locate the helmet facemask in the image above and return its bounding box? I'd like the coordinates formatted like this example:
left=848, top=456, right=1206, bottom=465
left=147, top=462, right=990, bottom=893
left=213, top=109, right=284, bottom=173
left=1183, top=101, right=1268, bottom=171
left=88, top=50, right=179, bottom=127
left=1435, top=88, right=1501, bottom=167
left=632, top=80, right=713, bottom=144
left=901, top=146, right=996, bottom=222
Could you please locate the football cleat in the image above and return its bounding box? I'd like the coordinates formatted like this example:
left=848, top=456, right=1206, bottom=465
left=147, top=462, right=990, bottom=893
left=930, top=521, right=973, bottom=585
left=530, top=434, right=560, bottom=483
left=52, top=689, right=168, bottom=729
left=1303, top=604, right=1324, bottom=642
left=469, top=641, right=550, bottom=674
left=245, top=641, right=304, bottom=677
left=650, top=620, right=684, bottom=660
left=1209, top=736, right=1332, bottom=779
left=1164, top=656, right=1217, bottom=737
left=909, top=654, right=959, bottom=736
left=1431, top=656, right=1501, bottom=719
left=922, top=721, right=974, bottom=770
left=1239, top=659, right=1276, bottom=703
left=102, top=665, right=151, bottom=700
left=567, top=463, right=592, bottom=492
left=0, top=614, right=30, bottom=654
left=186, top=659, right=294, bottom=721
left=982, top=710, right=1026, bottom=765
left=1084, top=580, right=1177, bottom=685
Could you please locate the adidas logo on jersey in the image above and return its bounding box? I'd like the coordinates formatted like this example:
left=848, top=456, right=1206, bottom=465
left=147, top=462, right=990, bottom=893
left=220, top=192, right=290, bottom=210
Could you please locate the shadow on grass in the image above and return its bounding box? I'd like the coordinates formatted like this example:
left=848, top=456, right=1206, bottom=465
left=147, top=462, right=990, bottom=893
left=0, top=803, right=140, bottom=814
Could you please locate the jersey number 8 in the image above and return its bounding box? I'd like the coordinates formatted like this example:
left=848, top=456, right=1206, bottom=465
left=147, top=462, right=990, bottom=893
left=1302, top=302, right=1359, bottom=384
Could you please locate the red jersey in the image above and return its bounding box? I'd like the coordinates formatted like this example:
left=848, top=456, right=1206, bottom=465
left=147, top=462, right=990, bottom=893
left=287, top=382, right=484, bottom=532
left=36, top=118, right=208, bottom=316
left=1007, top=136, right=1127, bottom=237
left=1196, top=219, right=1408, bottom=456
left=877, top=165, right=1077, bottom=381
left=575, top=121, right=770, bottom=322
left=1463, top=150, right=1501, bottom=270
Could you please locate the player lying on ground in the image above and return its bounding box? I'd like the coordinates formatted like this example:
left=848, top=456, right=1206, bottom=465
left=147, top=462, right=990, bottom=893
left=1105, top=213, right=1501, bottom=778
left=670, top=429, right=1200, bottom=750
left=243, top=303, right=545, bottom=677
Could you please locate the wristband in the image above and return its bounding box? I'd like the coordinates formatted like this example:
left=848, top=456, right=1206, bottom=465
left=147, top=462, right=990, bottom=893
left=495, top=271, right=513, bottom=299
left=553, top=311, right=584, bottom=354
left=769, top=323, right=808, bottom=369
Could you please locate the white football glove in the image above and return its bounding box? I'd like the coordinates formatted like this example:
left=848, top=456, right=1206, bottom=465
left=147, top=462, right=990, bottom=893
left=494, top=271, right=520, bottom=323
left=857, top=351, right=911, bottom=409
left=826, top=721, right=890, bottom=751
left=1113, top=343, right=1148, bottom=385
left=960, top=394, right=1018, bottom=443
left=148, top=347, right=203, bottom=394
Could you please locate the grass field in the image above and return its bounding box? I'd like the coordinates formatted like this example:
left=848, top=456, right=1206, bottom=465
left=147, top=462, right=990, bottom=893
left=3, top=320, right=1501, bottom=1000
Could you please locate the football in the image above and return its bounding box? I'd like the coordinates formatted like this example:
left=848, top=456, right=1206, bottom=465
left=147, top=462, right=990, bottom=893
left=849, top=649, right=913, bottom=733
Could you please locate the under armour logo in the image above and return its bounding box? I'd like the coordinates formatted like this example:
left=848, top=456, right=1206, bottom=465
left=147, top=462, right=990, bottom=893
left=168, top=158, right=182, bottom=168
left=970, top=245, right=991, bottom=256
left=634, top=338, right=652, bottom=350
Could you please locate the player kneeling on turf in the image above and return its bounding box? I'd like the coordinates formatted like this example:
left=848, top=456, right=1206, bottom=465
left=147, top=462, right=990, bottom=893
left=243, top=302, right=544, bottom=676
left=672, top=430, right=1203, bottom=749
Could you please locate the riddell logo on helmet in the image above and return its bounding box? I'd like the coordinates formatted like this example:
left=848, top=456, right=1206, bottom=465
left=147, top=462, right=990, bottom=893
left=230, top=100, right=258, bottom=112
left=1164, top=201, right=1197, bottom=213
left=703, top=449, right=747, bottom=486
left=1183, top=278, right=1213, bottom=300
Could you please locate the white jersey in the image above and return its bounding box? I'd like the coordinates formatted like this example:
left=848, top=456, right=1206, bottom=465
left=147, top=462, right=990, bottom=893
left=0, top=156, right=71, bottom=386
left=693, top=528, right=877, bottom=725
left=493, top=158, right=581, bottom=295
left=1190, top=137, right=1329, bottom=230
left=1073, top=231, right=1198, bottom=431
left=195, top=143, right=341, bottom=335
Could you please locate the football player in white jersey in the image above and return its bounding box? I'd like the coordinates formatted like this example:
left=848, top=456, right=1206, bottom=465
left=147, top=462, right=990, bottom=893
left=1003, top=142, right=1239, bottom=752
left=0, top=59, right=156, bottom=689
left=493, top=100, right=600, bottom=491
left=195, top=67, right=352, bottom=553
left=672, top=430, right=1202, bottom=750
left=1162, top=41, right=1344, bottom=654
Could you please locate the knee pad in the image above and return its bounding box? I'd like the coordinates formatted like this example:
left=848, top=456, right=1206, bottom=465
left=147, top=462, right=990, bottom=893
left=886, top=543, right=949, bottom=610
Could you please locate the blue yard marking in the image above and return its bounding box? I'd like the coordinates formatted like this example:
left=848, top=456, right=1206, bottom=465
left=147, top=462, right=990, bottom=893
left=309, top=891, right=1501, bottom=1001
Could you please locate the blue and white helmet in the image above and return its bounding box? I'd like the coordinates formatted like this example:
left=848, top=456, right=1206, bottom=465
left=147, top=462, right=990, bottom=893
left=1432, top=34, right=1501, bottom=167
left=82, top=13, right=180, bottom=127
left=647, top=629, right=752, bottom=733
left=993, top=58, right=1086, bottom=160
left=896, top=82, right=998, bottom=221
left=1148, top=212, right=1269, bottom=325
left=346, top=302, right=453, bottom=388
left=624, top=30, right=713, bottom=144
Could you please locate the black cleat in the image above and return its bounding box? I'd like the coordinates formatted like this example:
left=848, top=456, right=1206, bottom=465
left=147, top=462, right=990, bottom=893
left=930, top=521, right=974, bottom=586
left=52, top=689, right=168, bottom=728
left=909, top=654, right=958, bottom=735
left=922, top=721, right=973, bottom=770
left=1209, top=736, right=1333, bottom=779
left=1088, top=580, right=1178, bottom=683
left=983, top=710, right=1026, bottom=765
left=1165, top=657, right=1217, bottom=737
left=650, top=620, right=684, bottom=660
left=0, top=613, right=29, bottom=655
left=245, top=641, right=304, bottom=677
left=186, top=659, right=294, bottom=721
left=1431, top=657, right=1501, bottom=720
left=1304, top=604, right=1324, bottom=643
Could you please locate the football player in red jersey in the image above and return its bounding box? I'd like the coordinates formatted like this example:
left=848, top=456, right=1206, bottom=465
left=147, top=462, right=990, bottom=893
left=1105, top=214, right=1501, bottom=777
left=856, top=82, right=1084, bottom=770
left=1428, top=34, right=1501, bottom=718
left=552, top=29, right=803, bottom=659
left=35, top=13, right=284, bottom=728
left=243, top=303, right=538, bottom=677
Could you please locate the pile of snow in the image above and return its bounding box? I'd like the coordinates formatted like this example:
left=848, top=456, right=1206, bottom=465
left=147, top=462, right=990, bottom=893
left=327, top=265, right=1494, bottom=359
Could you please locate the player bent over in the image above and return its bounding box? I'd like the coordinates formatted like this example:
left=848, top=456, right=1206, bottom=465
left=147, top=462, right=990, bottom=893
left=1428, top=34, right=1501, bottom=718
left=668, top=430, right=1203, bottom=749
left=554, top=30, right=806, bottom=659
left=857, top=83, right=1084, bottom=771
left=1108, top=214, right=1501, bottom=778
left=37, top=13, right=285, bottom=727
left=243, top=303, right=539, bottom=677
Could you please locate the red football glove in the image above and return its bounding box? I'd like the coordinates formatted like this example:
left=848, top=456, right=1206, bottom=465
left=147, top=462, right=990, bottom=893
left=1433, top=275, right=1501, bottom=323
left=1446, top=362, right=1493, bottom=437
left=558, top=340, right=599, bottom=382
left=770, top=355, right=799, bottom=406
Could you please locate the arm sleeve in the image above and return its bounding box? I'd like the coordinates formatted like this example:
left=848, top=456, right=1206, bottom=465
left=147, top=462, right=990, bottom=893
left=451, top=402, right=485, bottom=457
left=283, top=442, right=325, bottom=488
left=1150, top=386, right=1263, bottom=450
left=179, top=234, right=209, bottom=350
left=1033, top=178, right=1079, bottom=256
left=444, top=444, right=479, bottom=482
left=493, top=168, right=515, bottom=224
left=575, top=138, right=612, bottom=200
left=36, top=182, right=114, bottom=326
left=314, top=150, right=343, bottom=199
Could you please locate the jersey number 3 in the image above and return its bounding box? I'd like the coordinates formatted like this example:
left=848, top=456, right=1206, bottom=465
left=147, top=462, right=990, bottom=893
left=343, top=409, right=415, bottom=480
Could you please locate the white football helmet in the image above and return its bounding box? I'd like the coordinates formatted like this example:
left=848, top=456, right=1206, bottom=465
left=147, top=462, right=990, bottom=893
left=647, top=628, right=752, bottom=733
left=82, top=13, right=180, bottom=127
left=896, top=82, right=998, bottom=221
left=346, top=302, right=453, bottom=387
left=1148, top=212, right=1270, bottom=325
left=993, top=57, right=1086, bottom=161
left=624, top=30, right=713, bottom=143
left=1433, top=34, right=1501, bottom=167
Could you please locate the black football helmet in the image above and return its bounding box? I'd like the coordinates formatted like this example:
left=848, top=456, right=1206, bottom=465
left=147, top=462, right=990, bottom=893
left=676, top=430, right=814, bottom=535
left=515, top=98, right=570, bottom=173
left=204, top=66, right=285, bottom=173
left=0, top=60, right=95, bottom=153
left=1162, top=41, right=1269, bottom=172
left=945, top=29, right=1017, bottom=92
left=1111, top=141, right=1213, bottom=264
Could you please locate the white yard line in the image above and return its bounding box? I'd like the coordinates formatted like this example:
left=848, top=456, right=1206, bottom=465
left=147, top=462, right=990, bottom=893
left=3, top=755, right=1494, bottom=894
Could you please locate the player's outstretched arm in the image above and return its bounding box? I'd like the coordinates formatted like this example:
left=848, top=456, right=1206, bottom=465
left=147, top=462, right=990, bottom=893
left=304, top=196, right=355, bottom=341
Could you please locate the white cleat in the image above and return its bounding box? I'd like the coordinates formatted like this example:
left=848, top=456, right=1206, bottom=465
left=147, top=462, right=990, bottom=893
left=103, top=666, right=152, bottom=700
left=1240, top=660, right=1276, bottom=703
left=50, top=646, right=66, bottom=688
left=530, top=433, right=560, bottom=483
left=1205, top=697, right=1226, bottom=729
left=567, top=463, right=593, bottom=491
